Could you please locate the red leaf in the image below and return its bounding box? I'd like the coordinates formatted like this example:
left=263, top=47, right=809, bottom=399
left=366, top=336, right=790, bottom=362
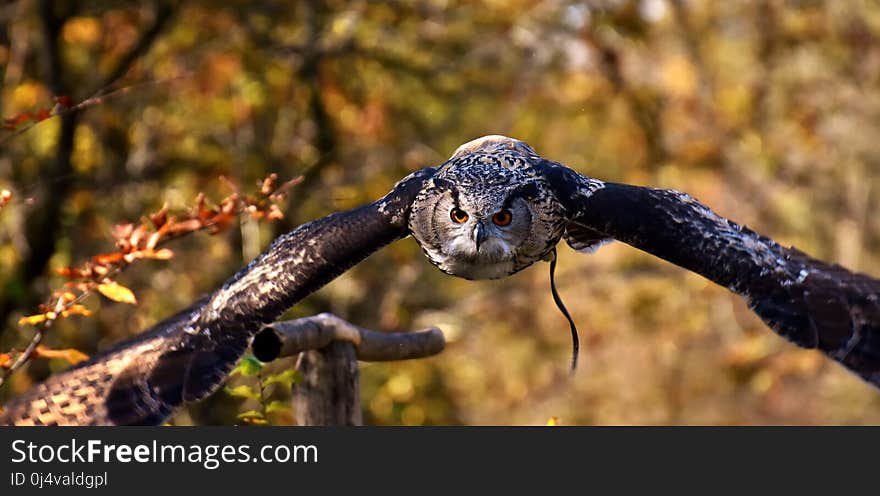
left=55, top=95, right=72, bottom=108
left=4, top=112, right=33, bottom=128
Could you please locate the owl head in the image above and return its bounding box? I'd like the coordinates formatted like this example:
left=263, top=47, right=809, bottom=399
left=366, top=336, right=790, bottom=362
left=408, top=136, right=568, bottom=280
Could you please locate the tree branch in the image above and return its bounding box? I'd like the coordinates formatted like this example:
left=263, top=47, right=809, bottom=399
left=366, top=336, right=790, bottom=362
left=0, top=0, right=80, bottom=341
left=252, top=313, right=445, bottom=362
left=0, top=0, right=175, bottom=339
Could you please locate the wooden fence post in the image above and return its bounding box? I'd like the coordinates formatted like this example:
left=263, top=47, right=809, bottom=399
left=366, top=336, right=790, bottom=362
left=252, top=314, right=445, bottom=426
left=292, top=342, right=363, bottom=426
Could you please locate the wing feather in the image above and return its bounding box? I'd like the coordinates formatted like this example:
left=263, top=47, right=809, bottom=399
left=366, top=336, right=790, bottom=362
left=540, top=162, right=880, bottom=388
left=564, top=221, right=614, bottom=253
left=0, top=168, right=436, bottom=426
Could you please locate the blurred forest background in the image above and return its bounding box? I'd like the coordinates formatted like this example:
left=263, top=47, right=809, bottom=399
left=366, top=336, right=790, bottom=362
left=1, top=0, right=879, bottom=425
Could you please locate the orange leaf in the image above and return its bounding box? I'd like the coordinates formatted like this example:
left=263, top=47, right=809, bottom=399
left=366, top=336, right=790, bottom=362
left=93, top=252, right=124, bottom=265
left=61, top=304, right=92, bottom=318
left=207, top=212, right=235, bottom=234
left=149, top=203, right=169, bottom=229
left=56, top=266, right=88, bottom=278
left=96, top=282, right=137, bottom=304
left=260, top=173, right=278, bottom=195
left=57, top=291, right=77, bottom=302
left=267, top=204, right=284, bottom=221
left=33, top=346, right=89, bottom=365
left=0, top=353, right=11, bottom=368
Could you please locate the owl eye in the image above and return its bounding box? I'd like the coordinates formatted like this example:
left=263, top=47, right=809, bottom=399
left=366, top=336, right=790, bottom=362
left=492, top=209, right=513, bottom=226
left=450, top=207, right=469, bottom=224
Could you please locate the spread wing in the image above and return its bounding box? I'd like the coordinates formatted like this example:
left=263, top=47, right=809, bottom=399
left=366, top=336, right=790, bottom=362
left=0, top=168, right=436, bottom=426
left=563, top=223, right=613, bottom=254
left=538, top=160, right=880, bottom=388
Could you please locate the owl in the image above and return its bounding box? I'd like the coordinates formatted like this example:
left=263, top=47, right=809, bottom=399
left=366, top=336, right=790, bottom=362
left=408, top=136, right=569, bottom=280
left=2, top=134, right=878, bottom=426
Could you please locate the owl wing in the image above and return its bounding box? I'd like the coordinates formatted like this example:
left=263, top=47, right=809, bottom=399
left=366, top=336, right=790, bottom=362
left=563, top=223, right=613, bottom=254
left=0, top=168, right=436, bottom=426
left=537, top=160, right=880, bottom=388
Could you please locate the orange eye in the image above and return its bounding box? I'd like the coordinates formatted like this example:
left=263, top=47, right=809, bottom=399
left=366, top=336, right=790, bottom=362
left=492, top=209, right=513, bottom=226
left=450, top=208, right=469, bottom=224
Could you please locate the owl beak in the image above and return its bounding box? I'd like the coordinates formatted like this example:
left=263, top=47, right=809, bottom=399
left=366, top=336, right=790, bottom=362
left=473, top=223, right=487, bottom=251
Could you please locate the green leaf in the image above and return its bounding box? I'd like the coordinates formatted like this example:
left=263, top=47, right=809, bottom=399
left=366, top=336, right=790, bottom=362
left=262, top=368, right=301, bottom=388
left=224, top=385, right=260, bottom=400
left=265, top=400, right=291, bottom=415
left=230, top=355, right=263, bottom=377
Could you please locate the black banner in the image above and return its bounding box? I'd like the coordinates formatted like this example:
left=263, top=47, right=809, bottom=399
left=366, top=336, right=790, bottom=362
left=1, top=427, right=877, bottom=493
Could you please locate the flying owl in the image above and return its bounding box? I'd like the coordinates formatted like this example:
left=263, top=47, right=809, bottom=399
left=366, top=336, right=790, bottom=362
left=2, top=135, right=878, bottom=425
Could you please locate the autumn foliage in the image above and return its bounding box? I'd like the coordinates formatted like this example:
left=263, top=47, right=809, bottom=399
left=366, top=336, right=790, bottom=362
left=2, top=1, right=880, bottom=425
left=0, top=174, right=301, bottom=383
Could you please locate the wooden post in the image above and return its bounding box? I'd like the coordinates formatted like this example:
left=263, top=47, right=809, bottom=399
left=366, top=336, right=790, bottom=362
left=252, top=314, right=445, bottom=426
left=291, top=342, right=363, bottom=426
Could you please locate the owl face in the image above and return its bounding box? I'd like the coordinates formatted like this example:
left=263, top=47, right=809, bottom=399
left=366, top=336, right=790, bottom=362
left=408, top=137, right=567, bottom=280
